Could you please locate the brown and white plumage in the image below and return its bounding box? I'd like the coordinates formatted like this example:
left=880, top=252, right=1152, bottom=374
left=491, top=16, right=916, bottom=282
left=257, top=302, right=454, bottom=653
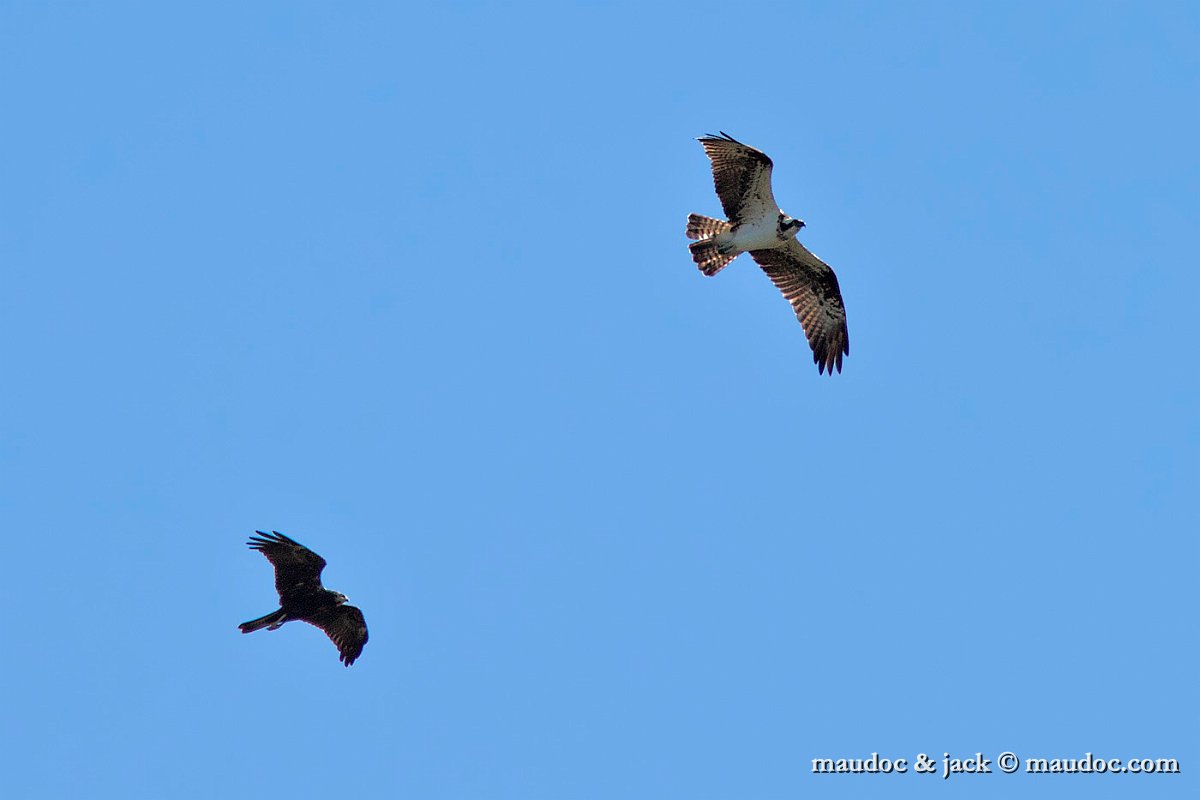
left=749, top=240, right=849, bottom=375
left=698, top=132, right=780, bottom=225
left=686, top=132, right=850, bottom=374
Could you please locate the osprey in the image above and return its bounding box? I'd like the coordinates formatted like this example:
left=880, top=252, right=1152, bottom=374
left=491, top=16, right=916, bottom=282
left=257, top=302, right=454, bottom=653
left=687, top=132, right=850, bottom=374
left=239, top=531, right=369, bottom=666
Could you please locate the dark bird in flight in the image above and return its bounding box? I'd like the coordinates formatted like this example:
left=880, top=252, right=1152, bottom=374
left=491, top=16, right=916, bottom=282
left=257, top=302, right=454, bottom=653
left=687, top=132, right=850, bottom=374
left=238, top=531, right=368, bottom=666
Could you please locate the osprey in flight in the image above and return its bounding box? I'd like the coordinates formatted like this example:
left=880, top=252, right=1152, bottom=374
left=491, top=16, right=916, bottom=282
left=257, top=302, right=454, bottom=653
left=687, top=132, right=850, bottom=374
left=239, top=531, right=369, bottom=666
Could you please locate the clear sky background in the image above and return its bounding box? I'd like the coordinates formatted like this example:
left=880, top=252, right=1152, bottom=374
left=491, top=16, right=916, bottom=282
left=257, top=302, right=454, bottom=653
left=2, top=2, right=1196, bottom=798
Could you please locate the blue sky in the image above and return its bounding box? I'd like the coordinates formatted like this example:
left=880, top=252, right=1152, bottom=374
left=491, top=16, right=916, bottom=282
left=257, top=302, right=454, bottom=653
left=2, top=2, right=1196, bottom=798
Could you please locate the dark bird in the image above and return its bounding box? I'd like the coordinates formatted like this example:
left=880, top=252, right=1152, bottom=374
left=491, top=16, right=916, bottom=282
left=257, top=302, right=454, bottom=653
left=687, top=132, right=850, bottom=374
left=238, top=531, right=368, bottom=666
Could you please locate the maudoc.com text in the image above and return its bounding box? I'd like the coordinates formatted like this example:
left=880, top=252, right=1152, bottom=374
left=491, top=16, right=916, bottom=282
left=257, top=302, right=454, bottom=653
left=811, top=751, right=1180, bottom=779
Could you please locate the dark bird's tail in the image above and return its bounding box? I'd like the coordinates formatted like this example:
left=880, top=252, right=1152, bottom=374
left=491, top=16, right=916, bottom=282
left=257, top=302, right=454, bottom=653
left=686, top=214, right=737, bottom=276
left=239, top=609, right=288, bottom=633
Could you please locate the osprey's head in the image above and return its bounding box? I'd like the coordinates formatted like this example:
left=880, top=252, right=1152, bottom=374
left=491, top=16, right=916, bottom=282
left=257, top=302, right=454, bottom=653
left=781, top=215, right=806, bottom=237
left=332, top=592, right=349, bottom=605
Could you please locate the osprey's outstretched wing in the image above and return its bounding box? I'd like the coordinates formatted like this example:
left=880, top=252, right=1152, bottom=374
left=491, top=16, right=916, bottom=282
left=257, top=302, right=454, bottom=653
left=749, top=239, right=850, bottom=375
left=698, top=132, right=778, bottom=224
left=306, top=604, right=369, bottom=666
left=247, top=531, right=327, bottom=598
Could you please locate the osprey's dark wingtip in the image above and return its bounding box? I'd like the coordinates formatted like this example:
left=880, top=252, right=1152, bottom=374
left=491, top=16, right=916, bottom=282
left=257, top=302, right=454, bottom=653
left=813, top=353, right=845, bottom=376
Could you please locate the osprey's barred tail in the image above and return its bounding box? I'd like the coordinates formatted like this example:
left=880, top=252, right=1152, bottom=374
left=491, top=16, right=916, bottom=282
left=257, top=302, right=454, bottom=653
left=239, top=609, right=288, bottom=633
left=686, top=213, right=732, bottom=241
left=688, top=240, right=736, bottom=276
left=686, top=214, right=737, bottom=276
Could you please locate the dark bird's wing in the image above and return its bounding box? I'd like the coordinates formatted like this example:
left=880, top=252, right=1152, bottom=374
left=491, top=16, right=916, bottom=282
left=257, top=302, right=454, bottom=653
left=305, top=605, right=369, bottom=666
left=247, top=531, right=327, bottom=597
left=749, top=239, right=850, bottom=374
left=698, top=132, right=778, bottom=224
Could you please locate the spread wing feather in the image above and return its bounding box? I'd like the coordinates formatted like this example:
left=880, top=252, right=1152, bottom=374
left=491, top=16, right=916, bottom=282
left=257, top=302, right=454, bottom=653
left=698, top=132, right=778, bottom=224
left=247, top=531, right=327, bottom=598
left=306, top=605, right=369, bottom=666
left=749, top=240, right=850, bottom=374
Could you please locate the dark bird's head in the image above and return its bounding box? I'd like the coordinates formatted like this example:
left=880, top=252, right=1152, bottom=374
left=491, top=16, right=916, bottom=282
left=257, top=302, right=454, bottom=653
left=332, top=591, right=349, bottom=605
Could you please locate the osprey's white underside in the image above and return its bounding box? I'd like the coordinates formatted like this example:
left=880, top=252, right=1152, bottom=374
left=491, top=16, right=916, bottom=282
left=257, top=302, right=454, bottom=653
left=716, top=213, right=794, bottom=255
